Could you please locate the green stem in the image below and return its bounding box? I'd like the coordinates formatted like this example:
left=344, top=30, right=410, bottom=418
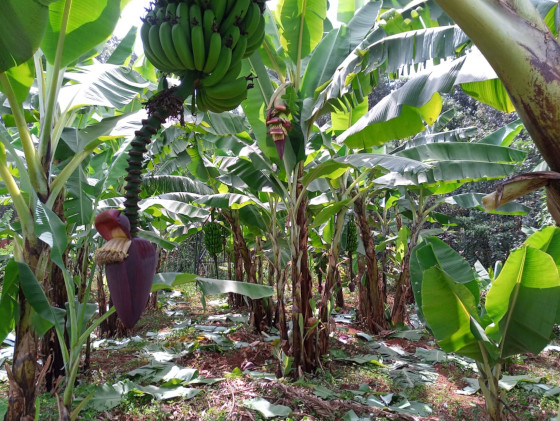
left=47, top=139, right=104, bottom=208
left=38, top=0, right=73, bottom=165
left=63, top=304, right=116, bottom=407
left=0, top=150, right=34, bottom=238
left=0, top=73, right=48, bottom=196
left=34, top=51, right=46, bottom=117
left=49, top=110, right=77, bottom=165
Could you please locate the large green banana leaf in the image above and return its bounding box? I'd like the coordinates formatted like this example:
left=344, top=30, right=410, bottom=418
left=523, top=226, right=560, bottom=322
left=0, top=60, right=36, bottom=105
left=410, top=237, right=479, bottom=324
left=41, top=0, right=129, bottom=68
left=107, top=25, right=137, bottom=66
left=523, top=226, right=560, bottom=269
left=300, top=2, right=382, bottom=99
left=196, top=193, right=265, bottom=210
left=337, top=0, right=367, bottom=23
left=421, top=267, right=483, bottom=360
left=391, top=127, right=478, bottom=152
left=142, top=175, right=213, bottom=196
left=416, top=227, right=560, bottom=364
left=301, top=153, right=429, bottom=187
left=59, top=64, right=149, bottom=112
left=275, top=0, right=327, bottom=66
left=152, top=273, right=274, bottom=299
left=485, top=246, right=560, bottom=358
left=477, top=119, right=524, bottom=146
left=139, top=197, right=209, bottom=222
left=396, top=143, right=526, bottom=163
left=226, top=156, right=285, bottom=196
left=338, top=53, right=500, bottom=148
left=310, top=24, right=469, bottom=121
left=374, top=140, right=526, bottom=191
left=0, top=0, right=54, bottom=72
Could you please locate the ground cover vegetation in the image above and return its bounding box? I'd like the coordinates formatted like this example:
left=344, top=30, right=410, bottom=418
left=0, top=0, right=559, bottom=420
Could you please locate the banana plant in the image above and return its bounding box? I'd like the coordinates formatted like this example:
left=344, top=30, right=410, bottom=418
left=410, top=227, right=560, bottom=421
left=0, top=1, right=145, bottom=418
left=237, top=0, right=515, bottom=374
left=375, top=120, right=529, bottom=325
left=431, top=0, right=560, bottom=220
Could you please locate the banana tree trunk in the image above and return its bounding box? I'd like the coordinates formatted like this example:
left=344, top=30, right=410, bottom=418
left=354, top=196, right=387, bottom=333
left=291, top=176, right=317, bottom=374
left=276, top=266, right=289, bottom=350
left=347, top=249, right=354, bottom=292
left=6, top=241, right=48, bottom=421
left=391, top=214, right=424, bottom=325
left=318, top=209, right=346, bottom=355
left=39, top=261, right=67, bottom=392
left=223, top=210, right=266, bottom=331
left=434, top=0, right=560, bottom=221
left=391, top=255, right=412, bottom=325
left=38, top=195, right=67, bottom=392
left=230, top=246, right=245, bottom=308
left=335, top=269, right=344, bottom=308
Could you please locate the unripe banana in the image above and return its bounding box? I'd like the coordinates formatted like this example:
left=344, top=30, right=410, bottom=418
left=203, top=222, right=223, bottom=255
left=205, top=77, right=247, bottom=100
left=191, top=24, right=206, bottom=71
left=172, top=23, right=196, bottom=70
left=203, top=31, right=222, bottom=73
left=204, top=89, right=248, bottom=111
left=345, top=221, right=358, bottom=253
left=221, top=59, right=242, bottom=82
left=221, top=0, right=251, bottom=33
left=211, top=0, right=226, bottom=26
left=202, top=8, right=216, bottom=50
left=244, top=16, right=265, bottom=58
left=231, top=34, right=247, bottom=64
left=200, top=45, right=232, bottom=87
left=225, top=0, right=236, bottom=15
left=149, top=24, right=176, bottom=71
left=156, top=7, right=166, bottom=23
left=198, top=89, right=229, bottom=113
left=177, top=2, right=190, bottom=29
left=159, top=21, right=185, bottom=70
left=223, top=25, right=240, bottom=49
left=196, top=90, right=210, bottom=112
left=189, top=3, right=203, bottom=27
left=165, top=2, right=177, bottom=19
left=241, top=2, right=260, bottom=37
left=141, top=21, right=170, bottom=71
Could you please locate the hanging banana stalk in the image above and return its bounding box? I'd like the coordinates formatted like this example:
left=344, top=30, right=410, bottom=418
left=94, top=0, right=268, bottom=328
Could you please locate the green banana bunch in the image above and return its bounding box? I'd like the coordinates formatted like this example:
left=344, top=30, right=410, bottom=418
left=140, top=0, right=267, bottom=114
left=203, top=221, right=223, bottom=255
left=345, top=218, right=359, bottom=253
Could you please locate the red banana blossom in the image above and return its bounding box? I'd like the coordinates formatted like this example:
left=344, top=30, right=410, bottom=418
left=266, top=104, right=292, bottom=159
left=94, top=209, right=157, bottom=328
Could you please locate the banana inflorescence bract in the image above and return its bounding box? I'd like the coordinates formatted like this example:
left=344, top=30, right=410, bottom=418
left=140, top=0, right=266, bottom=113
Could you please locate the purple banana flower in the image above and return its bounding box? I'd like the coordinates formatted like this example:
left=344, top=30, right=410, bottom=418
left=95, top=210, right=157, bottom=328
